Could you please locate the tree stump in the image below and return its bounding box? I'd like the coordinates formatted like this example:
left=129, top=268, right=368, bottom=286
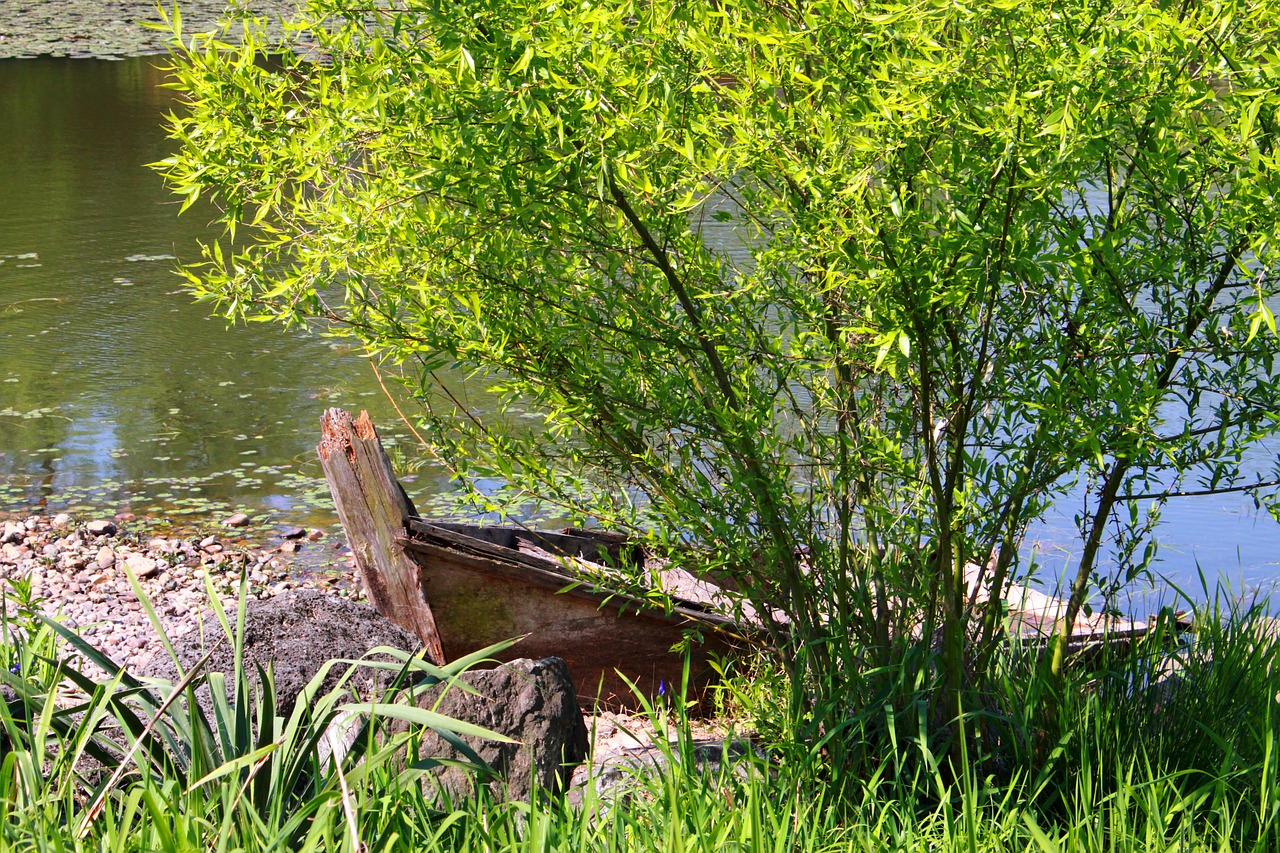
left=317, top=408, right=445, bottom=664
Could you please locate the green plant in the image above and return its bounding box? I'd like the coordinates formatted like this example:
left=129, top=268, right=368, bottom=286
left=5, top=578, right=1280, bottom=848
left=0, top=571, right=514, bottom=851
left=158, top=0, right=1280, bottom=750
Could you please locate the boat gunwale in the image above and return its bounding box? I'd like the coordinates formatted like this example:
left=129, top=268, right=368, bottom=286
left=400, top=519, right=1162, bottom=659
left=398, top=518, right=747, bottom=636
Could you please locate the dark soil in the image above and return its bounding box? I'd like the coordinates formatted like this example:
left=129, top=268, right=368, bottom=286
left=140, top=590, right=421, bottom=720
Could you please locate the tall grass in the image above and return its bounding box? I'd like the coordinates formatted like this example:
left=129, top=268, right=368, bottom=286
left=1, top=576, right=1278, bottom=851
left=0, top=576, right=508, bottom=852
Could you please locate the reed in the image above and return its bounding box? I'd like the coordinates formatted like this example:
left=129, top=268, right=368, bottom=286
left=1, top=578, right=1278, bottom=851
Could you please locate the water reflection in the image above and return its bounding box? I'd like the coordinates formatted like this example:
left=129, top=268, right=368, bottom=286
left=1, top=56, right=1276, bottom=601
left=0, top=56, right=446, bottom=540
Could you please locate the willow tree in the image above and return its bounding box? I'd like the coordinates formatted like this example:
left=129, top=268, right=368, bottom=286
left=161, top=0, right=1280, bottom=729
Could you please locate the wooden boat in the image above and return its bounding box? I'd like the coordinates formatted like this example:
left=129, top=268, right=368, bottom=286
left=963, top=563, right=1182, bottom=659
left=397, top=520, right=749, bottom=708
left=316, top=409, right=753, bottom=710
left=317, top=409, right=1177, bottom=709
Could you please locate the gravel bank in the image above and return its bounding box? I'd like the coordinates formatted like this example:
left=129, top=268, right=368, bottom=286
left=0, top=1, right=298, bottom=60
left=1, top=508, right=744, bottom=764
left=0, top=509, right=363, bottom=673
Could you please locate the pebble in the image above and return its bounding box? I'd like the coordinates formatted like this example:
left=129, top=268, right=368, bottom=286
left=1, top=522, right=23, bottom=545
left=223, top=513, right=252, bottom=528
left=0, top=509, right=356, bottom=675
left=125, top=554, right=159, bottom=579
left=85, top=520, right=118, bottom=538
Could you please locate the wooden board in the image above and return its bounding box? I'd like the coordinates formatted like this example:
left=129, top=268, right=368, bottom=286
left=964, top=562, right=1154, bottom=657
left=400, top=520, right=746, bottom=708
left=317, top=409, right=445, bottom=664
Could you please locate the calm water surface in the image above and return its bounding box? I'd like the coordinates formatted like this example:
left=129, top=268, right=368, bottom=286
left=0, top=57, right=450, bottom=569
left=1, top=57, right=1277, bottom=600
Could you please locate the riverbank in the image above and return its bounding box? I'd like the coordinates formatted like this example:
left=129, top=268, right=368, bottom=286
left=0, top=506, right=720, bottom=759
left=0, top=508, right=360, bottom=672
left=0, top=1, right=297, bottom=60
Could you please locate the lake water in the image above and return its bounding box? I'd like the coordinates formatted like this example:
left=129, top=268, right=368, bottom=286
left=1, top=56, right=1277, bottom=602
left=0, top=56, right=453, bottom=571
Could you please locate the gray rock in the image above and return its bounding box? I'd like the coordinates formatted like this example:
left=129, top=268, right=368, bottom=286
left=125, top=554, right=159, bottom=578
left=414, top=657, right=588, bottom=803
left=222, top=513, right=252, bottom=528
left=95, top=547, right=115, bottom=569
left=85, top=520, right=118, bottom=538
left=140, top=590, right=422, bottom=720
left=567, top=738, right=764, bottom=810
left=1, top=523, right=23, bottom=545
left=51, top=513, right=72, bottom=530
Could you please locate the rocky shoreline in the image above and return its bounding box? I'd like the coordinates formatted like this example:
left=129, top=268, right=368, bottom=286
left=0, top=507, right=727, bottom=762
left=0, top=509, right=361, bottom=673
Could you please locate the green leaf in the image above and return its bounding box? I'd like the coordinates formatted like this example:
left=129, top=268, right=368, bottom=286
left=511, top=44, right=534, bottom=75
left=338, top=702, right=517, bottom=743
left=185, top=743, right=280, bottom=794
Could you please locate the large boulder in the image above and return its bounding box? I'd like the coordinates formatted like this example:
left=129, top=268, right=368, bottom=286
left=415, top=657, right=589, bottom=802
left=140, top=590, right=423, bottom=720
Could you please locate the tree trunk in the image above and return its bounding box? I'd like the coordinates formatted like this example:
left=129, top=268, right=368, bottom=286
left=317, top=408, right=445, bottom=665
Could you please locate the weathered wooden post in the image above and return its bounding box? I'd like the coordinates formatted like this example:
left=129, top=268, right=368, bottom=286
left=317, top=408, right=445, bottom=664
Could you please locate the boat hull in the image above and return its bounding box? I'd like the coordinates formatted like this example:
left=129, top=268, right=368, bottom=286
left=399, top=520, right=745, bottom=709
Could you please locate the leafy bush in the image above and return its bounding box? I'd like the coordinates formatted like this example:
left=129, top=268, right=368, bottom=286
left=157, top=0, right=1280, bottom=745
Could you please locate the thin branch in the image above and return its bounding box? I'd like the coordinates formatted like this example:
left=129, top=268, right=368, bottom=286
left=1117, top=477, right=1280, bottom=502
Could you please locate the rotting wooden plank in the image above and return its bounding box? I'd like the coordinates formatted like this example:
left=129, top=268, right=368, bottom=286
left=399, top=526, right=743, bottom=629
left=398, top=525, right=746, bottom=707
left=317, top=408, right=445, bottom=664
left=963, top=562, right=1158, bottom=656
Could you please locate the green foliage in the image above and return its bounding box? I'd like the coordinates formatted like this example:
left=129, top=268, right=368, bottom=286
left=3, top=579, right=1280, bottom=849
left=0, top=577, right=513, bottom=852
left=158, top=0, right=1280, bottom=732
left=1019, top=587, right=1280, bottom=812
